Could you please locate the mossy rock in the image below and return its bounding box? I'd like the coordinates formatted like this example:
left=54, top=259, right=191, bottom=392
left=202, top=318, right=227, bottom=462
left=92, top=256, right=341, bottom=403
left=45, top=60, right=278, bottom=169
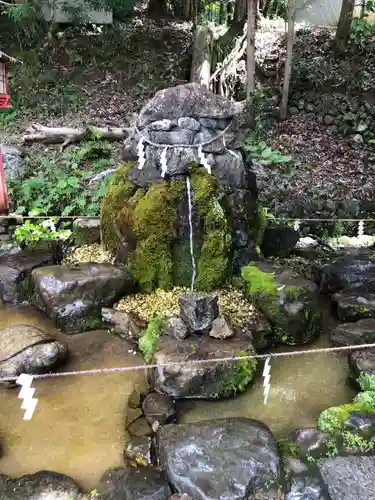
left=100, top=165, right=232, bottom=292
left=241, top=262, right=322, bottom=346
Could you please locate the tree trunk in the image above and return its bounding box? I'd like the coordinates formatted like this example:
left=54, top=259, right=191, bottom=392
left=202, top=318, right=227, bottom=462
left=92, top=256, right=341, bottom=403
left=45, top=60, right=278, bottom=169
left=147, top=0, right=168, bottom=17
left=246, top=0, right=257, bottom=99
left=233, top=0, right=247, bottom=22
left=22, top=125, right=132, bottom=145
left=335, top=0, right=355, bottom=53
left=191, top=25, right=213, bottom=88
left=280, top=0, right=295, bottom=120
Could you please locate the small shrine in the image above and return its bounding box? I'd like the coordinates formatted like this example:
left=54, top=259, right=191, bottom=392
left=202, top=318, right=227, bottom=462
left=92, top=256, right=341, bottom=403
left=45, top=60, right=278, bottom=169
left=0, top=50, right=22, bottom=109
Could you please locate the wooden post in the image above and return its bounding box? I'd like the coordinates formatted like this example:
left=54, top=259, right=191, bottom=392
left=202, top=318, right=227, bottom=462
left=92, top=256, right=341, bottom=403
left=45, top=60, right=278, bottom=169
left=0, top=151, right=9, bottom=215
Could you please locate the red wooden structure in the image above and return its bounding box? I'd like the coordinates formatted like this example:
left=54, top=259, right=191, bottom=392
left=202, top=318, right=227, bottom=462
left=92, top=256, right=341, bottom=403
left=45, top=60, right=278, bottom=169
left=0, top=51, right=22, bottom=214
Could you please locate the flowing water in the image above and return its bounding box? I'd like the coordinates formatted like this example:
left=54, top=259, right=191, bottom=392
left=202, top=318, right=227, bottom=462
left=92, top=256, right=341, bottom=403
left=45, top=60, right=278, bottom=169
left=0, top=305, right=355, bottom=491
left=185, top=176, right=196, bottom=292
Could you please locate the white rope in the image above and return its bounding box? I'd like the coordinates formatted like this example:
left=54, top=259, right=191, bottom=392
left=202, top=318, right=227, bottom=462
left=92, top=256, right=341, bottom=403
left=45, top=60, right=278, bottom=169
left=2, top=341, right=375, bottom=383
left=3, top=216, right=375, bottom=222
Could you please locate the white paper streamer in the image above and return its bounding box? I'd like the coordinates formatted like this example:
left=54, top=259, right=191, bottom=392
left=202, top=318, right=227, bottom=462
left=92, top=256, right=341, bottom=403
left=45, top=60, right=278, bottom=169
left=160, top=146, right=169, bottom=178
left=137, top=137, right=146, bottom=170
left=198, top=146, right=211, bottom=174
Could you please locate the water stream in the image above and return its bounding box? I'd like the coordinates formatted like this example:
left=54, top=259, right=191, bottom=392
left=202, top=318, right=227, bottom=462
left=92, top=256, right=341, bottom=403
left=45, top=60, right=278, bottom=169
left=185, top=176, right=196, bottom=292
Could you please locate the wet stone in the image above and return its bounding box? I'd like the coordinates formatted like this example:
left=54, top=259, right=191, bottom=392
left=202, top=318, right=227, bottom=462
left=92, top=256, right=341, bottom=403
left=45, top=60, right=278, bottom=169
left=124, top=436, right=153, bottom=467
left=344, top=412, right=375, bottom=436
left=97, top=465, right=171, bottom=500
left=142, top=392, right=176, bottom=427
left=260, top=227, right=299, bottom=259
left=127, top=387, right=143, bottom=409
left=126, top=416, right=154, bottom=438
left=288, top=427, right=330, bottom=458
left=163, top=316, right=189, bottom=340
left=177, top=117, right=200, bottom=131
left=348, top=348, right=375, bottom=383
left=332, top=292, right=375, bottom=322
left=179, top=293, right=219, bottom=333
left=102, top=308, right=146, bottom=343
left=330, top=319, right=375, bottom=347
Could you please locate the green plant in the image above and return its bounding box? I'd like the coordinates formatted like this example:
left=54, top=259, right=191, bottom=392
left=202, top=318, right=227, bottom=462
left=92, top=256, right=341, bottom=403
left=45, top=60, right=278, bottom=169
left=14, top=216, right=72, bottom=246
left=350, top=16, right=375, bottom=52
left=357, top=372, right=375, bottom=392
left=138, top=316, right=163, bottom=363
left=8, top=138, right=114, bottom=217
left=244, top=137, right=293, bottom=166
left=342, top=431, right=374, bottom=452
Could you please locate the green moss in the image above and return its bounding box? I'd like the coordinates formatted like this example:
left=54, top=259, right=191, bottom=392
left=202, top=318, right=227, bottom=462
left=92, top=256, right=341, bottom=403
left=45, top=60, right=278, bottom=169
left=172, top=239, right=201, bottom=287
left=191, top=168, right=231, bottom=291
left=131, top=180, right=185, bottom=291
left=254, top=204, right=270, bottom=247
left=241, top=264, right=278, bottom=302
left=138, top=316, right=163, bottom=363
left=218, top=351, right=257, bottom=398
left=100, top=162, right=137, bottom=252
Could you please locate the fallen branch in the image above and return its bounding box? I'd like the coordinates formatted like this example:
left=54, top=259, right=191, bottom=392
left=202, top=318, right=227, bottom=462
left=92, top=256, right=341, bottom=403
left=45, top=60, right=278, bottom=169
left=22, top=124, right=133, bottom=146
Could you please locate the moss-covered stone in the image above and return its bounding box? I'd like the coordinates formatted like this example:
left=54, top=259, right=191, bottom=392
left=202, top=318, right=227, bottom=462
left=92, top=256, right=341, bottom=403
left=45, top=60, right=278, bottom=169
left=100, top=164, right=233, bottom=293
left=191, top=168, right=231, bottom=291
left=100, top=162, right=137, bottom=253
left=138, top=316, right=163, bottom=363
left=218, top=351, right=257, bottom=398
left=241, top=262, right=322, bottom=346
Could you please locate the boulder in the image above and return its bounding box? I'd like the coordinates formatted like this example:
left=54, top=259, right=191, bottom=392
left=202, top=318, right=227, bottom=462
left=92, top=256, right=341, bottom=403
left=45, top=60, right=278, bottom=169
left=0, top=325, right=68, bottom=380
left=239, top=314, right=274, bottom=351
left=319, top=256, right=375, bottom=295
left=317, top=456, right=375, bottom=500
left=156, top=418, right=280, bottom=500
left=242, top=262, right=322, bottom=346
left=0, top=144, right=25, bottom=182
left=150, top=329, right=257, bottom=399
left=179, top=293, right=219, bottom=333
left=72, top=217, right=101, bottom=245
left=0, top=250, right=57, bottom=304
left=0, top=470, right=81, bottom=500
left=260, top=227, right=299, bottom=258
left=31, top=263, right=134, bottom=333
left=332, top=291, right=375, bottom=322
left=101, top=308, right=146, bottom=342
left=330, top=319, right=375, bottom=347
left=136, top=82, right=244, bottom=128
left=348, top=349, right=375, bottom=383
left=97, top=465, right=171, bottom=500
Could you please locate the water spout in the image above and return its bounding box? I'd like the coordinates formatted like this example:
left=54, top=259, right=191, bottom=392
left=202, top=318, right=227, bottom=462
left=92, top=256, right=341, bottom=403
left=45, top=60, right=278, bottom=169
left=186, top=176, right=196, bottom=292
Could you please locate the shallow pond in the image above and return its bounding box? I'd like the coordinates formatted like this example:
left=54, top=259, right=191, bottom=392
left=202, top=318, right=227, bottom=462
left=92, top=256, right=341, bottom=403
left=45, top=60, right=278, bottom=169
left=0, top=305, right=148, bottom=492
left=0, top=305, right=355, bottom=492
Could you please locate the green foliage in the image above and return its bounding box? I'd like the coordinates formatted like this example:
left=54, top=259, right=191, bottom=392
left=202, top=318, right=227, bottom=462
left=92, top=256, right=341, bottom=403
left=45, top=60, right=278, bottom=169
left=244, top=138, right=293, bottom=166
left=358, top=372, right=375, bottom=392
left=8, top=138, right=114, bottom=218
left=342, top=431, right=374, bottom=453
left=138, top=316, right=163, bottom=363
left=14, top=216, right=71, bottom=246
left=254, top=205, right=275, bottom=248
left=350, top=3, right=375, bottom=52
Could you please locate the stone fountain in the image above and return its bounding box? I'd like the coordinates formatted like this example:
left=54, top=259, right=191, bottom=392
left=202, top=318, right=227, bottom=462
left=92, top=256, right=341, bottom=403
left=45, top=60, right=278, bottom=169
left=100, top=82, right=258, bottom=292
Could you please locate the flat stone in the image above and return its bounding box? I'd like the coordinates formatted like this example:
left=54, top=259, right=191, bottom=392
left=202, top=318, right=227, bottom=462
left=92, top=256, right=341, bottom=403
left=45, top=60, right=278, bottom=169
left=348, top=348, right=375, bottom=382
left=330, top=319, right=375, bottom=347
left=319, top=256, right=375, bottom=295
left=148, top=119, right=173, bottom=131
left=288, top=427, right=330, bottom=458
left=332, top=291, right=375, bottom=322
left=177, top=117, right=200, bottom=131
left=179, top=293, right=219, bottom=333
left=149, top=129, right=195, bottom=145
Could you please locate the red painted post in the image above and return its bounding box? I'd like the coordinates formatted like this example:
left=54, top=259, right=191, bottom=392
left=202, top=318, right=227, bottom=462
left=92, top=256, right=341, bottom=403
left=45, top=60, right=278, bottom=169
left=0, top=151, right=9, bottom=215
